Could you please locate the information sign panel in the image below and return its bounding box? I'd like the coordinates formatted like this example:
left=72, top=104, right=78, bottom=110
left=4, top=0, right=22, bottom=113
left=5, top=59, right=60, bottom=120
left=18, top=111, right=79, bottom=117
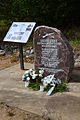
left=4, top=22, right=36, bottom=43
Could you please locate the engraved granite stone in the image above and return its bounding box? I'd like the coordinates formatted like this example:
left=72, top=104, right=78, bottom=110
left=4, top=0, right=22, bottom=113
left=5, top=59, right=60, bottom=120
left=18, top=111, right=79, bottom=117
left=33, top=26, right=74, bottom=81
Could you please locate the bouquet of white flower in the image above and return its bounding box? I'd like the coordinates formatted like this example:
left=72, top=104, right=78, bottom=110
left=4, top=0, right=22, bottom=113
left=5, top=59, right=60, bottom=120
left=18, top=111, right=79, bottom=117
left=22, top=68, right=44, bottom=87
left=22, top=69, right=67, bottom=95
left=41, top=74, right=61, bottom=96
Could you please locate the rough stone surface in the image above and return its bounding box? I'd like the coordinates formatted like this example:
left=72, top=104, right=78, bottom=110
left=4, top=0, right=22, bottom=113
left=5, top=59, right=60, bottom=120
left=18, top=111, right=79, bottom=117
left=33, top=26, right=74, bottom=81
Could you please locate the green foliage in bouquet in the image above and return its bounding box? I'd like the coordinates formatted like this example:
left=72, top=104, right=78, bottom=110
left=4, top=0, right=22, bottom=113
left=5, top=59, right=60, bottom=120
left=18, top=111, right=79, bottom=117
left=54, top=82, right=68, bottom=93
left=43, top=82, right=68, bottom=93
left=44, top=84, right=51, bottom=92
left=28, top=82, right=40, bottom=91
left=22, top=69, right=68, bottom=94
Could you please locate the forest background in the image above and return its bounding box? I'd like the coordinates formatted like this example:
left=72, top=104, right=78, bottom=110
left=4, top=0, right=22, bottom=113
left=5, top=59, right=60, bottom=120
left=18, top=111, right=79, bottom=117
left=0, top=0, right=80, bottom=44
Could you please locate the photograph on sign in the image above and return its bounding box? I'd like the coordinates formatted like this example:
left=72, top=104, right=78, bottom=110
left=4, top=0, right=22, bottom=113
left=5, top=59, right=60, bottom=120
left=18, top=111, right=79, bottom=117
left=3, top=22, right=36, bottom=43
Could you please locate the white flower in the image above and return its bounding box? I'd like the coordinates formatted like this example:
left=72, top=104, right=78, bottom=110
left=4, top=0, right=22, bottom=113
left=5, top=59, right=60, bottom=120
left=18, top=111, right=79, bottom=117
left=26, top=77, right=30, bottom=81
left=44, top=76, right=52, bottom=84
left=29, top=68, right=33, bottom=72
left=39, top=70, right=42, bottom=74
left=25, top=70, right=29, bottom=74
left=32, top=74, right=38, bottom=79
left=39, top=69, right=44, bottom=74
left=39, top=74, right=43, bottom=77
left=32, top=76, right=36, bottom=79
left=35, top=74, right=38, bottom=77
left=25, top=74, right=29, bottom=77
left=32, top=70, right=35, bottom=74
left=30, top=72, right=33, bottom=76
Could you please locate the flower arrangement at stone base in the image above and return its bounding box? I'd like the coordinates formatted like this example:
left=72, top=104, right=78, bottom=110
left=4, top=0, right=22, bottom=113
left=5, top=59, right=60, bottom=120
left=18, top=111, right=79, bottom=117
left=22, top=68, right=44, bottom=90
left=22, top=69, right=68, bottom=96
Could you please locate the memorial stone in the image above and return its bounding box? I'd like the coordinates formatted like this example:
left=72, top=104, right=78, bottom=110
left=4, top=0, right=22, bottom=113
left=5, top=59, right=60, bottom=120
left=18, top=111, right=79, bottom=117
left=33, top=26, right=74, bottom=81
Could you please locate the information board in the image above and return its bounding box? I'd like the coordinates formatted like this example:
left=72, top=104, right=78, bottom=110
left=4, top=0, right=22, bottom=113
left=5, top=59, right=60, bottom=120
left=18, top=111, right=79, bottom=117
left=4, top=22, right=36, bottom=43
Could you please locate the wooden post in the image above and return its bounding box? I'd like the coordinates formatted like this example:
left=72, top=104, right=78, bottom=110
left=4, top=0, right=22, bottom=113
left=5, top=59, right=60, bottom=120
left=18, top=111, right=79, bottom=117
left=19, top=44, right=24, bottom=70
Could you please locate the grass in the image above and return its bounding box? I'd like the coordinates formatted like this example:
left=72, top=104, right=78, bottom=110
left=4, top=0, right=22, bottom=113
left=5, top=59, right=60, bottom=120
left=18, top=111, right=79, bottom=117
left=28, top=82, right=40, bottom=91
left=10, top=55, right=19, bottom=63
left=69, top=37, right=80, bottom=47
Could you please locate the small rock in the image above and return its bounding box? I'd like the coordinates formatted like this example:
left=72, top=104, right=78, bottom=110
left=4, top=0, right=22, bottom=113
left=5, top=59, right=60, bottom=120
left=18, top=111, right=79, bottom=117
left=26, top=55, right=29, bottom=58
left=74, top=51, right=80, bottom=59
left=13, top=49, right=17, bottom=54
left=74, top=62, right=80, bottom=68
left=23, top=51, right=27, bottom=57
left=28, top=54, right=34, bottom=58
left=75, top=58, right=80, bottom=62
left=0, top=44, right=5, bottom=50
left=5, top=46, right=13, bottom=54
left=12, top=46, right=18, bottom=49
left=0, top=50, right=5, bottom=56
left=26, top=54, right=34, bottom=58
left=74, top=55, right=80, bottom=68
left=78, top=55, right=80, bottom=59
left=30, top=49, right=34, bottom=54
left=26, top=50, right=30, bottom=55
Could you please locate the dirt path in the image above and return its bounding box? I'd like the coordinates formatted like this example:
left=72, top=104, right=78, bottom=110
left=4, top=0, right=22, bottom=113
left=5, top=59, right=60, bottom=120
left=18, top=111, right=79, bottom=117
left=0, top=103, right=48, bottom=120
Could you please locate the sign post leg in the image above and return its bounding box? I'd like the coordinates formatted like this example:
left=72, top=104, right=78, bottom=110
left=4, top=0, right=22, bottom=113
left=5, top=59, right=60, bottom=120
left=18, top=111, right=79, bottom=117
left=19, top=44, right=24, bottom=70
